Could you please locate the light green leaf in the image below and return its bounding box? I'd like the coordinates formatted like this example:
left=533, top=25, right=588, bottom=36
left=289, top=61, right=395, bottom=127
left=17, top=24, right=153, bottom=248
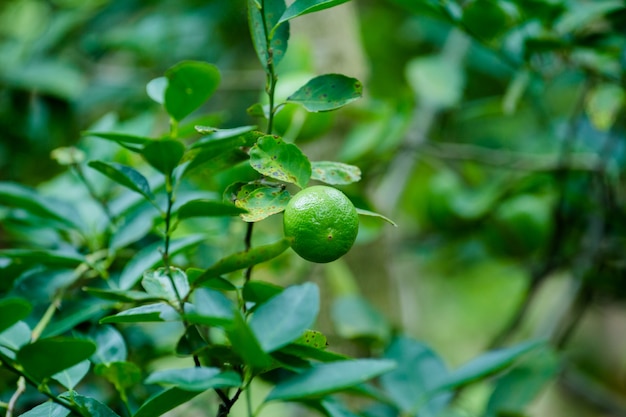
left=165, top=61, right=221, bottom=121
left=0, top=321, right=31, bottom=354
left=406, top=55, right=465, bottom=109
left=88, top=161, right=153, bottom=200
left=249, top=135, right=311, bottom=188
left=311, top=161, right=361, bottom=185
left=585, top=83, right=625, bottom=131
left=185, top=288, right=235, bottom=326
left=89, top=326, right=127, bottom=364
left=266, top=359, right=397, bottom=401
left=178, top=199, right=247, bottom=219
left=356, top=208, right=397, bottom=226
left=52, top=360, right=90, bottom=390
left=142, top=139, right=186, bottom=176
left=331, top=295, right=391, bottom=343
left=287, top=74, right=363, bottom=112
left=226, top=311, right=273, bottom=370
left=134, top=387, right=201, bottom=417
left=555, top=1, right=624, bottom=35
left=191, top=239, right=290, bottom=286
left=0, top=249, right=85, bottom=268
left=84, top=131, right=151, bottom=153
left=194, top=125, right=258, bottom=140
left=21, top=402, right=70, bottom=417
left=249, top=282, right=320, bottom=352
left=94, top=361, right=142, bottom=391
left=83, top=287, right=163, bottom=303
left=145, top=367, right=242, bottom=391
left=100, top=303, right=180, bottom=324
left=147, top=77, right=167, bottom=104
left=233, top=183, right=291, bottom=222
left=17, top=337, right=96, bottom=381
left=0, top=298, right=31, bottom=333
left=278, top=0, right=350, bottom=25
left=58, top=393, right=120, bottom=417
left=142, top=267, right=190, bottom=303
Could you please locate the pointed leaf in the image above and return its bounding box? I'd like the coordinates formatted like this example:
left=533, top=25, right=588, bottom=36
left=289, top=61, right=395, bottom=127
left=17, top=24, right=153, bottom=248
left=84, top=131, right=151, bottom=147
left=234, top=183, right=291, bottom=222
left=287, top=74, right=363, bottom=112
left=89, top=326, right=128, bottom=364
left=266, top=359, right=397, bottom=401
left=185, top=288, right=235, bottom=326
left=242, top=281, right=284, bottom=304
left=226, top=310, right=273, bottom=369
left=83, top=287, right=163, bottom=303
left=147, top=77, right=167, bottom=104
left=194, top=125, right=258, bottom=141
left=0, top=298, right=31, bottom=333
left=145, top=367, right=241, bottom=391
left=58, top=393, right=120, bottom=417
left=88, top=161, right=153, bottom=200
left=100, top=303, right=180, bottom=324
left=356, top=208, right=397, bottom=226
left=21, top=402, right=70, bottom=417
left=248, top=0, right=289, bottom=70
left=165, top=61, right=221, bottom=121
left=186, top=268, right=237, bottom=291
left=178, top=199, right=247, bottom=219
left=119, top=234, right=205, bottom=290
left=142, top=267, right=190, bottom=302
left=278, top=0, right=350, bottom=25
left=134, top=387, right=201, bottom=417
left=17, top=337, right=96, bottom=381
left=191, top=239, right=290, bottom=286
left=250, top=282, right=320, bottom=352
left=142, top=139, right=185, bottom=176
left=249, top=135, right=311, bottom=187
left=95, top=361, right=142, bottom=391
left=311, top=161, right=361, bottom=185
left=0, top=321, right=31, bottom=354
left=0, top=249, right=85, bottom=268
left=52, top=360, right=91, bottom=390
left=585, top=83, right=625, bottom=131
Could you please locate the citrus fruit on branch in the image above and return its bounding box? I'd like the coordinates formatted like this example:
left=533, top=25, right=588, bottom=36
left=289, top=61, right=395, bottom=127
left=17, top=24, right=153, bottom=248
left=283, top=185, right=359, bottom=263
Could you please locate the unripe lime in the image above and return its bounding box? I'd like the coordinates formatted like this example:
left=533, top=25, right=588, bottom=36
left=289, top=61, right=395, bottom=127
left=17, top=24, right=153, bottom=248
left=283, top=186, right=359, bottom=263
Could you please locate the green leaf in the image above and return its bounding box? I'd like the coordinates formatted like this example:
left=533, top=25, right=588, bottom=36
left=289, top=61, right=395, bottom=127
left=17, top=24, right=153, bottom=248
left=100, top=303, right=180, bottom=324
left=52, top=360, right=91, bottom=390
left=142, top=267, right=190, bottom=303
left=380, top=337, right=451, bottom=414
left=278, top=0, right=350, bottom=25
left=88, top=161, right=153, bottom=200
left=287, top=74, right=363, bottom=112
left=165, top=61, right=221, bottom=121
left=142, top=139, right=186, bottom=176
left=17, top=337, right=96, bottom=381
left=462, top=0, right=510, bottom=41
left=191, top=239, right=290, bottom=286
left=311, top=161, right=361, bottom=185
left=145, top=367, right=242, bottom=391
left=0, top=182, right=82, bottom=229
left=83, top=287, right=163, bottom=303
left=248, top=0, right=289, bottom=70
left=84, top=131, right=151, bottom=153
left=441, top=340, right=544, bottom=390
left=194, top=125, right=258, bottom=141
left=0, top=322, right=31, bottom=354
left=94, top=361, right=142, bottom=391
left=58, top=393, right=120, bottom=417
left=406, top=55, right=465, bottom=109
left=249, top=282, right=320, bottom=352
left=225, top=311, right=273, bottom=370
left=21, top=402, right=70, bottom=417
left=249, top=135, right=311, bottom=188
left=585, top=83, right=625, bottom=131
left=233, top=183, right=291, bottom=222
left=183, top=147, right=249, bottom=177
left=185, top=288, right=235, bottom=326
left=555, top=1, right=624, bottom=35
left=356, top=208, right=397, bottom=226
left=292, top=330, right=328, bottom=350
left=134, top=387, right=201, bottom=417
left=266, top=359, right=397, bottom=401
left=177, top=199, right=247, bottom=219
left=331, top=295, right=391, bottom=343
left=89, top=326, right=128, bottom=364
left=186, top=268, right=237, bottom=291
left=242, top=281, right=284, bottom=304
left=119, top=234, right=205, bottom=290
left=147, top=76, right=167, bottom=104
left=0, top=249, right=85, bottom=268
left=0, top=298, right=31, bottom=333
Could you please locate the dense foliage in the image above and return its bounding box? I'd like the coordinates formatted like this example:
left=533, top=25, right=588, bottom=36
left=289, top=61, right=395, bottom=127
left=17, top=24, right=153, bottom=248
left=1, top=0, right=625, bottom=416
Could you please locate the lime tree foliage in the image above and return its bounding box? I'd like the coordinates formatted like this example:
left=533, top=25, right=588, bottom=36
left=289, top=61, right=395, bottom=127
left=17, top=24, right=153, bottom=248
left=1, top=1, right=622, bottom=417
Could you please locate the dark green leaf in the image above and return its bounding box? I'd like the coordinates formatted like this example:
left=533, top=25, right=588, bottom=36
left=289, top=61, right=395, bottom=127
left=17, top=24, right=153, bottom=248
left=225, top=311, right=273, bottom=369
left=0, top=249, right=85, bottom=268
left=83, top=287, right=163, bottom=303
left=0, top=298, right=31, bottom=333
left=84, top=131, right=151, bottom=151
left=441, top=340, right=544, bottom=390
left=142, top=139, right=185, bottom=176
left=145, top=367, right=241, bottom=391
left=165, top=61, right=221, bottom=121
left=249, top=282, right=320, bottom=352
left=88, top=161, right=153, bottom=200
left=52, top=360, right=90, bottom=390
left=134, top=387, right=201, bottom=417
left=233, top=183, right=291, bottom=222
left=311, top=161, right=361, bottom=185
left=287, top=74, right=363, bottom=112
left=178, top=199, right=247, bottom=219
left=266, top=359, right=397, bottom=401
left=20, top=402, right=70, bottom=417
left=186, top=268, right=237, bottom=291
left=249, top=135, right=311, bottom=188
left=142, top=267, right=190, bottom=303
left=42, top=300, right=115, bottom=338
left=119, top=234, right=205, bottom=290
left=331, top=295, right=391, bottom=343
left=183, top=147, right=249, bottom=177
left=242, top=281, right=284, bottom=304
left=17, top=337, right=96, bottom=381
left=100, top=303, right=180, bottom=324
left=278, top=0, right=350, bottom=25
left=191, top=239, right=290, bottom=286
left=462, top=0, right=510, bottom=41
left=248, top=0, right=289, bottom=70
left=185, top=288, right=235, bottom=326
left=94, top=361, right=142, bottom=391
left=58, top=393, right=120, bottom=417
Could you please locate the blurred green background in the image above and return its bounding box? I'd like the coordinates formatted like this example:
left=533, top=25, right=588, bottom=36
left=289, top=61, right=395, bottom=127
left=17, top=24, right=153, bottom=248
left=1, top=0, right=625, bottom=416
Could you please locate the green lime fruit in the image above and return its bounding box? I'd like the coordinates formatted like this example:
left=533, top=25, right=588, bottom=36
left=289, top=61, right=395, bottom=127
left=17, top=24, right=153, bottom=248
left=283, top=185, right=359, bottom=263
